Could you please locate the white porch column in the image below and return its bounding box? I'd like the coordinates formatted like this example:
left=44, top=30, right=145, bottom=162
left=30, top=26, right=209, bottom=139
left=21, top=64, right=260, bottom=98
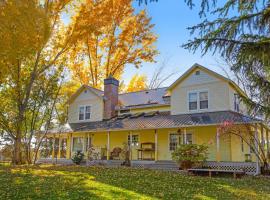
left=183, top=128, right=187, bottom=144
left=261, top=125, right=265, bottom=154
left=155, top=130, right=158, bottom=161
left=255, top=124, right=261, bottom=175
left=70, top=134, right=73, bottom=158
left=52, top=135, right=56, bottom=163
left=82, top=135, right=85, bottom=153
left=58, top=137, right=62, bottom=159
left=129, top=132, right=133, bottom=160
left=216, top=128, right=221, bottom=162
left=107, top=132, right=110, bottom=160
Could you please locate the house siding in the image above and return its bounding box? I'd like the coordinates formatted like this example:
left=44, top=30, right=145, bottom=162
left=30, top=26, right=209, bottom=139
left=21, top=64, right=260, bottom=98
left=68, top=89, right=104, bottom=123
left=171, top=80, right=231, bottom=115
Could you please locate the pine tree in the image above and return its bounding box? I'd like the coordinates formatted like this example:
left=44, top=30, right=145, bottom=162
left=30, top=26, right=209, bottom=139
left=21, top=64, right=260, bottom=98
left=183, top=1, right=270, bottom=120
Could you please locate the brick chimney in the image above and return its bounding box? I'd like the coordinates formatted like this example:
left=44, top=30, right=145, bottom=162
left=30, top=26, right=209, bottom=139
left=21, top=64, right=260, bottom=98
left=104, top=75, right=119, bottom=120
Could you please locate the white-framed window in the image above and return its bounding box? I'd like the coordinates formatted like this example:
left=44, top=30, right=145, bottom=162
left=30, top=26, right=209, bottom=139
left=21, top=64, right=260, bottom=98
left=234, top=93, right=240, bottom=112
left=188, top=92, right=197, bottom=110
left=128, top=135, right=139, bottom=147
left=188, top=91, right=208, bottom=111
left=169, top=133, right=181, bottom=151
left=72, top=137, right=84, bottom=152
left=78, top=105, right=91, bottom=121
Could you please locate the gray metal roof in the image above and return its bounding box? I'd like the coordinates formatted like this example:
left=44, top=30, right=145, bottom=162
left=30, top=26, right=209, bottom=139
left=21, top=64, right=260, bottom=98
left=66, top=111, right=260, bottom=133
left=118, top=87, right=169, bottom=108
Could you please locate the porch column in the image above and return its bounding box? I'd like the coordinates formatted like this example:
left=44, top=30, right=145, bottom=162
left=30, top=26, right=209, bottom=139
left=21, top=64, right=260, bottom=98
left=216, top=128, right=221, bottom=162
left=261, top=125, right=265, bottom=154
left=107, top=132, right=110, bottom=160
left=82, top=135, right=86, bottom=153
left=129, top=132, right=133, bottom=160
left=58, top=137, right=61, bottom=159
left=70, top=133, right=73, bottom=159
left=155, top=130, right=158, bottom=161
left=183, top=128, right=187, bottom=144
left=255, top=124, right=261, bottom=175
left=52, top=135, right=56, bottom=163
left=87, top=133, right=90, bottom=149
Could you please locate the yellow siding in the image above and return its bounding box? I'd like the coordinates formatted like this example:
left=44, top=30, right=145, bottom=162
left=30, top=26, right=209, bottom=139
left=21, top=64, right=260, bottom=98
left=171, top=81, right=231, bottom=115
left=40, top=125, right=254, bottom=162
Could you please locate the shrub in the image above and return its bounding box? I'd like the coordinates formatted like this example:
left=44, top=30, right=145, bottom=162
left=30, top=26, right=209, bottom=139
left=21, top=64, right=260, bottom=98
left=172, top=144, right=208, bottom=170
left=72, top=151, right=84, bottom=165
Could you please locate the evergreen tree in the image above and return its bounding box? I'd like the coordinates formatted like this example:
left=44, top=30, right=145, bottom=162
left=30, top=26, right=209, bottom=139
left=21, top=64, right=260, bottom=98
left=182, top=1, right=270, bottom=120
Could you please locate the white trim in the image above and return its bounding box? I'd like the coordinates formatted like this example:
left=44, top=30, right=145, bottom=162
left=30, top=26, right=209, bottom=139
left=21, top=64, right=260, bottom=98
left=78, top=105, right=91, bottom=121
left=187, top=89, right=209, bottom=112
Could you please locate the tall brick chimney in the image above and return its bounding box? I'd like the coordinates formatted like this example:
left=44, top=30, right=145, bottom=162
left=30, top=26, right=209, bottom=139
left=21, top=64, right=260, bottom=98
left=104, top=75, right=119, bottom=120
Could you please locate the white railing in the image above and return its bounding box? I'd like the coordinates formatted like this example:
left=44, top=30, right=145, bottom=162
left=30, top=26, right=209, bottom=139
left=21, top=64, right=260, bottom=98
left=203, top=161, right=257, bottom=175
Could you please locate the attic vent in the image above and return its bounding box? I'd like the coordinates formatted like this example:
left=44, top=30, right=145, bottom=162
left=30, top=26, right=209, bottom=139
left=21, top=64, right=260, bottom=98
left=195, top=70, right=200, bottom=75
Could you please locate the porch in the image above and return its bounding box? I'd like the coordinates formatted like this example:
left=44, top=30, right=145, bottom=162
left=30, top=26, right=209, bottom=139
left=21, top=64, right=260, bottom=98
left=37, top=124, right=267, bottom=175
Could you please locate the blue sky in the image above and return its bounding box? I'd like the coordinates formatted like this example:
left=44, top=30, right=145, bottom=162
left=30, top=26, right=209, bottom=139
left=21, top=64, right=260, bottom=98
left=122, top=0, right=227, bottom=86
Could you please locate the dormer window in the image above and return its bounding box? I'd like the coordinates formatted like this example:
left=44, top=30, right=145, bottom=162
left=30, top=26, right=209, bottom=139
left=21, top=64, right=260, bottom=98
left=79, top=105, right=91, bottom=121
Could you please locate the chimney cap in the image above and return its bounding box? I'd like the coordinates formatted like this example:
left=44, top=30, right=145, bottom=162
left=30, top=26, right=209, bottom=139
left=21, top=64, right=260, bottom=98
left=104, top=74, right=119, bottom=86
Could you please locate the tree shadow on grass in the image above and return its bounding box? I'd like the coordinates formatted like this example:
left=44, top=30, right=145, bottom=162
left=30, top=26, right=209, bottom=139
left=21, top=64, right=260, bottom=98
left=44, top=165, right=270, bottom=200
left=0, top=164, right=152, bottom=200
left=1, top=164, right=270, bottom=200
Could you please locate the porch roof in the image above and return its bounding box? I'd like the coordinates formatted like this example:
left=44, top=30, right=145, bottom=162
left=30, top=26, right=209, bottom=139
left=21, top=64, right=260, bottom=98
left=66, top=111, right=261, bottom=133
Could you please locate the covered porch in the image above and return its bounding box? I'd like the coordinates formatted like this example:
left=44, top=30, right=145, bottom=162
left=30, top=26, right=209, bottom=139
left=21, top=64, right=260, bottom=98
left=38, top=123, right=269, bottom=163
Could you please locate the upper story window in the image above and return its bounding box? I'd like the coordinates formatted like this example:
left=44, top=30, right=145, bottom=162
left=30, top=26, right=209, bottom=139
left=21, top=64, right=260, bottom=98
left=79, top=105, right=91, bottom=121
left=188, top=91, right=208, bottom=111
left=189, top=92, right=198, bottom=110
left=234, top=93, right=240, bottom=112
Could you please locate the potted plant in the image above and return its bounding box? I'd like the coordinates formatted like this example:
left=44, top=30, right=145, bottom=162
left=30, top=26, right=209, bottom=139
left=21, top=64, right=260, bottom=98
left=172, top=144, right=208, bottom=170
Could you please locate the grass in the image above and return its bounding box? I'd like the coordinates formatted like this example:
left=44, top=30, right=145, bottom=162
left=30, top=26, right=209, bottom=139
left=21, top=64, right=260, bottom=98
left=0, top=164, right=269, bottom=200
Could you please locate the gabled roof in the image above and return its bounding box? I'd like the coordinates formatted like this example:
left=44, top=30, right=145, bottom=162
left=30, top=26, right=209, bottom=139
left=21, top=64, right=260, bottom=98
left=67, top=85, right=103, bottom=104
left=67, top=111, right=261, bottom=132
left=167, top=63, right=247, bottom=97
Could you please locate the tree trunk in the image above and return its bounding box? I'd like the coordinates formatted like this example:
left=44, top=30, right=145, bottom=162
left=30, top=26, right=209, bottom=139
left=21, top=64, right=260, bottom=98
left=13, top=137, right=22, bottom=165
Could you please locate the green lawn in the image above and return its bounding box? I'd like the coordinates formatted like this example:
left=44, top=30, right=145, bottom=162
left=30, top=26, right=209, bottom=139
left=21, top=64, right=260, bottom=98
left=0, top=164, right=269, bottom=200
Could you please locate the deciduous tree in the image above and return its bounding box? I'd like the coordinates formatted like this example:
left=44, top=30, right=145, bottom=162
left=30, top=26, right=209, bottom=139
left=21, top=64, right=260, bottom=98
left=0, top=0, right=76, bottom=164
left=68, top=0, right=158, bottom=89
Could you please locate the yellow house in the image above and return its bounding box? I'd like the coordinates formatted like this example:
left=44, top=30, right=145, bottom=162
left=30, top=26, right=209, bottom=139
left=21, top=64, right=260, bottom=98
left=38, top=64, right=269, bottom=174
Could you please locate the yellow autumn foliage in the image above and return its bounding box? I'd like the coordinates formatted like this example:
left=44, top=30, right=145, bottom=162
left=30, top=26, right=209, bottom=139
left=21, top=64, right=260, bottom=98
left=125, top=74, right=148, bottom=92
left=68, top=0, right=158, bottom=89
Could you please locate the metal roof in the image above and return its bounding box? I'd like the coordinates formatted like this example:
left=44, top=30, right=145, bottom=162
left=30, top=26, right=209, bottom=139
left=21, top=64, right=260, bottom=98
left=65, top=111, right=260, bottom=133
left=119, top=87, right=169, bottom=108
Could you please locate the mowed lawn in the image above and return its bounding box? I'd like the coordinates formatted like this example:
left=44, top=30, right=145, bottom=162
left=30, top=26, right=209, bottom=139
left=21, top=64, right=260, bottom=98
left=0, top=164, right=269, bottom=200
